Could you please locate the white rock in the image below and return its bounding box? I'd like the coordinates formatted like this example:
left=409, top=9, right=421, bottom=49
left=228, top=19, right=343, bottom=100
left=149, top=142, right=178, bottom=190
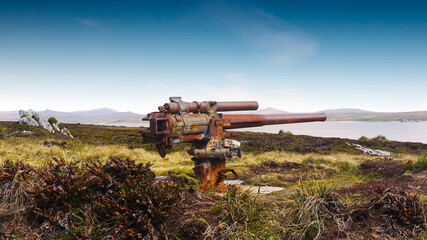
left=224, top=179, right=285, bottom=194
left=18, top=110, right=70, bottom=136
left=347, top=142, right=391, bottom=156
left=52, top=122, right=60, bottom=131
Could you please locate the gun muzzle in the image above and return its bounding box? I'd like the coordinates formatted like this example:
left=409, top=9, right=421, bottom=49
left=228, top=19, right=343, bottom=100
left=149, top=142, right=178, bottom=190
left=222, top=113, right=327, bottom=129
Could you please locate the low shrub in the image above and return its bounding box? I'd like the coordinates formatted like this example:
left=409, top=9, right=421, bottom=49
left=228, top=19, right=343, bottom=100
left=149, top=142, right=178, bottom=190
left=1, top=156, right=180, bottom=239
left=358, top=136, right=370, bottom=141
left=372, top=135, right=388, bottom=141
left=359, top=135, right=388, bottom=141
left=169, top=171, right=200, bottom=193
left=355, top=187, right=426, bottom=239
left=405, top=153, right=427, bottom=171
left=47, top=117, right=58, bottom=125
left=414, top=153, right=427, bottom=170
left=278, top=130, right=292, bottom=135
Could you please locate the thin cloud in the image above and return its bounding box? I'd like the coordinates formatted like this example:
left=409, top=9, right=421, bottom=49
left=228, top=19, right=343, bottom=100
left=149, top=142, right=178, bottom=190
left=143, top=84, right=322, bottom=113
left=75, top=18, right=105, bottom=31
left=225, top=73, right=246, bottom=83
left=202, top=3, right=319, bottom=67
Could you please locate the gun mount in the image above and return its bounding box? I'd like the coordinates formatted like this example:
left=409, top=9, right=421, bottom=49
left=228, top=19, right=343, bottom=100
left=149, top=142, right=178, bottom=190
left=142, top=97, right=326, bottom=190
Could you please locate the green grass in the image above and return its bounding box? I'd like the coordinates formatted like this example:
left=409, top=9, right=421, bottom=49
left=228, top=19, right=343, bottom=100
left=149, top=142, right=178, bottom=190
left=414, top=153, right=427, bottom=170
left=359, top=135, right=388, bottom=141
left=404, top=153, right=427, bottom=171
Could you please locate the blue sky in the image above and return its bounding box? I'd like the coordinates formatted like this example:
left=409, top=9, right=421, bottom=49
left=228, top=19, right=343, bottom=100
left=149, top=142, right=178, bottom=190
left=1, top=0, right=426, bottom=113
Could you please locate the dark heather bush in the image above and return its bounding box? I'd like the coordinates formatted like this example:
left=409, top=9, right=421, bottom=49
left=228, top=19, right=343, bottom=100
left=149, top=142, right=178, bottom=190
left=23, top=156, right=179, bottom=239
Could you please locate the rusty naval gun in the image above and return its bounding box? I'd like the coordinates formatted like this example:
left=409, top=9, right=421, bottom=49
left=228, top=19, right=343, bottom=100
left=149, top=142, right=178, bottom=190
left=142, top=97, right=326, bottom=190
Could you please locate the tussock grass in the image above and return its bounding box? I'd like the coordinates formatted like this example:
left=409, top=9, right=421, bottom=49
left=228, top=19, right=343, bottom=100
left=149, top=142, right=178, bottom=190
left=0, top=138, right=194, bottom=174
left=276, top=181, right=347, bottom=239
left=0, top=160, right=35, bottom=214
left=207, top=182, right=348, bottom=240
left=414, top=153, right=427, bottom=170
left=206, top=187, right=280, bottom=240
left=404, top=153, right=427, bottom=171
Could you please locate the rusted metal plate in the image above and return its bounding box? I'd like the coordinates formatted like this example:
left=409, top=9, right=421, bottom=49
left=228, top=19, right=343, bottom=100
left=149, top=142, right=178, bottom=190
left=193, top=158, right=237, bottom=191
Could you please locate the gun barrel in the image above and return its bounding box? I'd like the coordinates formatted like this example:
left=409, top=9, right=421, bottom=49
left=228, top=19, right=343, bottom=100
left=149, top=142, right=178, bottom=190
left=222, top=113, right=327, bottom=129
left=216, top=101, right=259, bottom=112
left=163, top=101, right=259, bottom=113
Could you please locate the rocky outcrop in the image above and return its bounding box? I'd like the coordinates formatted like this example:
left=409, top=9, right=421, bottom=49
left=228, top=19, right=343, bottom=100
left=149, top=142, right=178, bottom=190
left=18, top=110, right=74, bottom=138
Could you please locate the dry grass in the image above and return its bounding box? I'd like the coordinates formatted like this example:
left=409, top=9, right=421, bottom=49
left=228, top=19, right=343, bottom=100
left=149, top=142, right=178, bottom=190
left=0, top=137, right=420, bottom=192
left=1, top=122, right=426, bottom=239
left=0, top=138, right=194, bottom=173
left=0, top=137, right=382, bottom=173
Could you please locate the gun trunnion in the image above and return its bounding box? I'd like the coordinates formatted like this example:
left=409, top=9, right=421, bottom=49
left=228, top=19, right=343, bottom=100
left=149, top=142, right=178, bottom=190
left=142, top=97, right=326, bottom=190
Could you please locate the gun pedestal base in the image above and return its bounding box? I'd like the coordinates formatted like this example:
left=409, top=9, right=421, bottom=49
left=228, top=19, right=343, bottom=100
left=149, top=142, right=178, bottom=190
left=192, top=158, right=237, bottom=191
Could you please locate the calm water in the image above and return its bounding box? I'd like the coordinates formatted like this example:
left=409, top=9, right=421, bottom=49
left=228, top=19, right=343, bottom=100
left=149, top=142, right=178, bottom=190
left=235, top=121, right=427, bottom=144
left=128, top=121, right=427, bottom=144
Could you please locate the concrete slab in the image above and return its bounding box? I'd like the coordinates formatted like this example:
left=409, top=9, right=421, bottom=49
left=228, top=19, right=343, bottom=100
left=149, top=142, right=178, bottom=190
left=224, top=179, right=285, bottom=194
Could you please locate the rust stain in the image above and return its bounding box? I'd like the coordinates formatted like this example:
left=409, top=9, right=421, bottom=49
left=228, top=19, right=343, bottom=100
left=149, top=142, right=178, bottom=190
left=142, top=97, right=326, bottom=191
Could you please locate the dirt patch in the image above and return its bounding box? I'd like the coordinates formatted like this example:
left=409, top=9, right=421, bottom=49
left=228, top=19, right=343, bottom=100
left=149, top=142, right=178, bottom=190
left=335, top=159, right=427, bottom=239
left=346, top=187, right=425, bottom=239
left=165, top=192, right=220, bottom=239
left=342, top=159, right=427, bottom=196
left=247, top=160, right=308, bottom=175
left=0, top=211, right=41, bottom=239
left=244, top=160, right=334, bottom=184
left=359, top=159, right=407, bottom=179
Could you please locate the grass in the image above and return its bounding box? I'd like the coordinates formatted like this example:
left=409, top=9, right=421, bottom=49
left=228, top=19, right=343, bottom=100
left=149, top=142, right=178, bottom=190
left=278, top=181, right=345, bottom=239
left=404, top=153, right=427, bottom=171
left=1, top=121, right=426, bottom=239
left=358, top=135, right=388, bottom=141
left=206, top=181, right=348, bottom=240
left=414, top=153, right=427, bottom=170
left=0, top=135, right=416, bottom=196
left=2, top=135, right=404, bottom=178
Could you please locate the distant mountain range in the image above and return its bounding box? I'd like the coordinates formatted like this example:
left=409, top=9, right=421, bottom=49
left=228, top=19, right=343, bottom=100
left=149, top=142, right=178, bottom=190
left=1, top=107, right=426, bottom=126
left=316, top=108, right=373, bottom=113
left=261, top=108, right=427, bottom=122
left=0, top=108, right=145, bottom=126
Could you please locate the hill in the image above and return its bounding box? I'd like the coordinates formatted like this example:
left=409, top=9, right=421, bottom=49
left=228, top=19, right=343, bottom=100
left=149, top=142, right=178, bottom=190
left=1, top=108, right=427, bottom=125
left=318, top=108, right=373, bottom=113
left=0, top=111, right=19, bottom=121
left=0, top=108, right=145, bottom=126
left=325, top=111, right=427, bottom=122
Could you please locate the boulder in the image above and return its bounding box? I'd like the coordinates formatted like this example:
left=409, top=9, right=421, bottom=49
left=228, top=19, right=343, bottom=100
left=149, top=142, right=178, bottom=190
left=18, top=110, right=73, bottom=138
